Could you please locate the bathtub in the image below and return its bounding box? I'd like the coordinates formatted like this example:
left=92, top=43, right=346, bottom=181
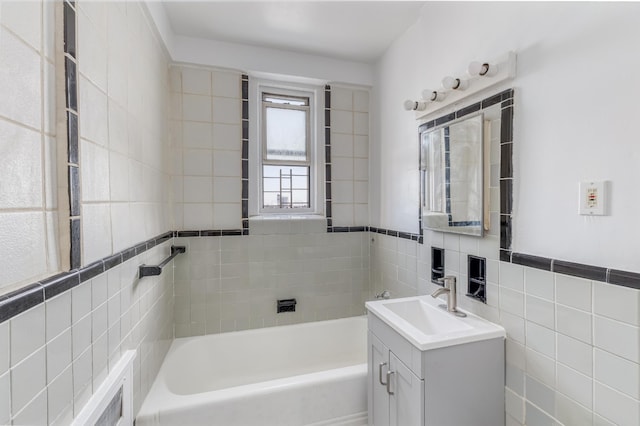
left=137, top=316, right=368, bottom=426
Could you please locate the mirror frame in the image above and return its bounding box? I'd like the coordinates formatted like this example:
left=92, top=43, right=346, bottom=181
left=419, top=112, right=485, bottom=237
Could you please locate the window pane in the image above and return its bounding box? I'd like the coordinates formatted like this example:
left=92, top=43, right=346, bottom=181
left=265, top=107, right=307, bottom=161
left=262, top=165, right=310, bottom=209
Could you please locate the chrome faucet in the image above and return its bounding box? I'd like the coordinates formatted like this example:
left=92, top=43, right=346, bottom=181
left=431, top=276, right=461, bottom=314
left=375, top=290, right=391, bottom=300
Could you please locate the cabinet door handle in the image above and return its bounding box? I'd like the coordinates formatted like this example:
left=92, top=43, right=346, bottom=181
left=386, top=370, right=395, bottom=395
left=378, top=362, right=388, bottom=385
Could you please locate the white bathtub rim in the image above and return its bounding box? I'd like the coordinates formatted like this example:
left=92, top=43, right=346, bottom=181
left=139, top=363, right=367, bottom=420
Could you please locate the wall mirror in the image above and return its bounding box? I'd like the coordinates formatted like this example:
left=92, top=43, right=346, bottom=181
left=420, top=113, right=484, bottom=236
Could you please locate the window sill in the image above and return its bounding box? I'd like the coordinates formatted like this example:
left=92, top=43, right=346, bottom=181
left=249, top=214, right=326, bottom=235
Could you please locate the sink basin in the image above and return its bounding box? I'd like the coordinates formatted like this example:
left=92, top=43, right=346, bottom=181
left=366, top=295, right=505, bottom=351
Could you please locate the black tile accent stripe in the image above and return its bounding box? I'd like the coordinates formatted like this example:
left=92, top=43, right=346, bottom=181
left=324, top=85, right=332, bottom=231
left=241, top=75, right=249, bottom=235
left=64, top=5, right=80, bottom=270
left=0, top=284, right=44, bottom=323
left=553, top=260, right=607, bottom=282
left=368, top=227, right=421, bottom=241
left=511, top=253, right=552, bottom=271
left=63, top=1, right=76, bottom=58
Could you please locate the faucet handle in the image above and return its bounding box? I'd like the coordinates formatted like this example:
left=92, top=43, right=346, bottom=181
left=437, top=276, right=456, bottom=289
left=375, top=290, right=391, bottom=300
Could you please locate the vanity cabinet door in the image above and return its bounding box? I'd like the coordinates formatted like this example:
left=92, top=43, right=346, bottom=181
left=369, top=332, right=390, bottom=426
left=389, top=353, right=424, bottom=426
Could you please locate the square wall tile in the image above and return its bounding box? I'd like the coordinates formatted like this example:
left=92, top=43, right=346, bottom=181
left=594, top=348, right=640, bottom=399
left=82, top=203, right=113, bottom=265
left=0, top=1, right=42, bottom=51
left=212, top=97, right=240, bottom=124
left=0, top=323, right=7, bottom=376
left=80, top=139, right=110, bottom=201
left=12, top=388, right=47, bottom=426
left=78, top=77, right=108, bottom=146
left=46, top=329, right=72, bottom=384
left=556, top=303, right=592, bottom=344
left=556, top=274, right=591, bottom=312
left=594, top=315, right=639, bottom=363
left=212, top=71, right=240, bottom=99
left=557, top=334, right=592, bottom=376
left=182, top=68, right=211, bottom=96
left=332, top=110, right=354, bottom=137
left=213, top=123, right=241, bottom=151
left=593, top=281, right=640, bottom=326
left=0, top=371, right=9, bottom=424
left=353, top=90, right=369, bottom=113
left=0, top=118, right=43, bottom=208
left=47, top=366, right=73, bottom=425
left=0, top=28, right=41, bottom=129
left=500, top=262, right=524, bottom=291
left=183, top=122, right=213, bottom=149
left=525, top=321, right=555, bottom=359
left=11, top=348, right=46, bottom=415
left=330, top=87, right=353, bottom=111
left=10, top=304, right=45, bottom=367
left=594, top=381, right=640, bottom=426
left=183, top=94, right=212, bottom=122
left=524, top=268, right=555, bottom=300
left=556, top=363, right=593, bottom=409
left=46, top=292, right=71, bottom=341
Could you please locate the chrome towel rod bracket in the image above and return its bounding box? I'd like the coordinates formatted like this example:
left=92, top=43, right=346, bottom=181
left=138, top=245, right=186, bottom=278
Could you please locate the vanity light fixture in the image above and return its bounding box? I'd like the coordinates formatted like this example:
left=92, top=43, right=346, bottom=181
left=404, top=51, right=515, bottom=116
left=468, top=61, right=498, bottom=77
left=403, top=99, right=427, bottom=111
left=421, top=89, right=446, bottom=102
left=442, top=76, right=468, bottom=91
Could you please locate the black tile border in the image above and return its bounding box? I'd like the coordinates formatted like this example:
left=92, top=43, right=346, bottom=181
left=324, top=85, right=333, bottom=231
left=369, top=227, right=422, bottom=243
left=64, top=1, right=81, bottom=270
left=241, top=75, right=249, bottom=236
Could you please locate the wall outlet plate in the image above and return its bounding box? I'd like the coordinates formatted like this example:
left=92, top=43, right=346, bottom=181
left=579, top=181, right=607, bottom=215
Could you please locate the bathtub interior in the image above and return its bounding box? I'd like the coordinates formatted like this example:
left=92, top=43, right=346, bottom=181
left=164, top=316, right=368, bottom=395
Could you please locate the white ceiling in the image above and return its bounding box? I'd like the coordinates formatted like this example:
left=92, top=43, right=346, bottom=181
left=161, top=1, right=426, bottom=63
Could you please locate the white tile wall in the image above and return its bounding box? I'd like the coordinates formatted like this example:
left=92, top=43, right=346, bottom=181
left=0, top=0, right=58, bottom=291
left=170, top=65, right=243, bottom=230
left=77, top=0, right=171, bottom=266
left=330, top=86, right=369, bottom=227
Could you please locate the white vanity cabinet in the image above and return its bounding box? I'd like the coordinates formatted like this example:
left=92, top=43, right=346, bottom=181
left=367, top=311, right=505, bottom=426
left=370, top=331, right=424, bottom=426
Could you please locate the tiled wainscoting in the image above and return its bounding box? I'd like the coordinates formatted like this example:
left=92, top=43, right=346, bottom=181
left=173, top=229, right=370, bottom=337
left=372, top=227, right=640, bottom=426
left=0, top=242, right=174, bottom=425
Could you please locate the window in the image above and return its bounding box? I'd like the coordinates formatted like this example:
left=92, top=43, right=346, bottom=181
left=262, top=93, right=311, bottom=209
left=248, top=80, right=324, bottom=216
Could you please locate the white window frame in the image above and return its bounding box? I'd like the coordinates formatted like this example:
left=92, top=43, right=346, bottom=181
left=249, top=78, right=325, bottom=216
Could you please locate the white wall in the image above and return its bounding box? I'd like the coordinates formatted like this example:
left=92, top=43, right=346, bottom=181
left=373, top=1, right=640, bottom=273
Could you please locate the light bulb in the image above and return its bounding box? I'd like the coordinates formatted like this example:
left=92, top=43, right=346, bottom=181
left=421, top=89, right=446, bottom=102
left=403, top=100, right=427, bottom=111
left=442, top=76, right=468, bottom=90
left=468, top=61, right=498, bottom=77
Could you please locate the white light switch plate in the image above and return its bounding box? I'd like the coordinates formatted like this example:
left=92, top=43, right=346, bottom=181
left=579, top=181, right=607, bottom=215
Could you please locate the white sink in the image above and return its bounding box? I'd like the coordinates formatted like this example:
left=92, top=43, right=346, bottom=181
left=366, top=295, right=505, bottom=351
